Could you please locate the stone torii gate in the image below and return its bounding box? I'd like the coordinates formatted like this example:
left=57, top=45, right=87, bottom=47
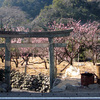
left=0, top=28, right=73, bottom=91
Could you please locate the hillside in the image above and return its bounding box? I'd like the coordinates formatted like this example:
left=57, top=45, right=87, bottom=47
left=0, top=0, right=53, bottom=27
left=31, top=0, right=100, bottom=29
left=0, top=0, right=100, bottom=29
left=0, top=7, right=31, bottom=27
left=1, top=0, right=53, bottom=18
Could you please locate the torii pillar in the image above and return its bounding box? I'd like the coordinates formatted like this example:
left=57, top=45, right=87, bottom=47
left=5, top=37, right=11, bottom=91
left=49, top=37, right=55, bottom=89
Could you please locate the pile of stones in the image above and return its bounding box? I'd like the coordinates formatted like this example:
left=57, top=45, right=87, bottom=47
left=10, top=70, right=50, bottom=93
left=52, top=79, right=100, bottom=92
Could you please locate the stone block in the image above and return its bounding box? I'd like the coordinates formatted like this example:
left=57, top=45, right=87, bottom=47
left=66, top=83, right=78, bottom=91
left=51, top=85, right=66, bottom=92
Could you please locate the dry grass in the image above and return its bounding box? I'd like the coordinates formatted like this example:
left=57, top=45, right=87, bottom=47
left=0, top=57, right=98, bottom=78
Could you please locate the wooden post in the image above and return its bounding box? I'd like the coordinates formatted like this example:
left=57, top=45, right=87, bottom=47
left=5, top=37, right=11, bottom=91
left=49, top=37, right=55, bottom=90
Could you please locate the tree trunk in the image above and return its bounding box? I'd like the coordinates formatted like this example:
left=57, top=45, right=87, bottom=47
left=54, top=66, right=57, bottom=78
left=16, top=58, right=19, bottom=68
left=44, top=60, right=47, bottom=69
left=25, top=61, right=28, bottom=75
left=92, top=49, right=95, bottom=65
left=70, top=58, right=73, bottom=65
